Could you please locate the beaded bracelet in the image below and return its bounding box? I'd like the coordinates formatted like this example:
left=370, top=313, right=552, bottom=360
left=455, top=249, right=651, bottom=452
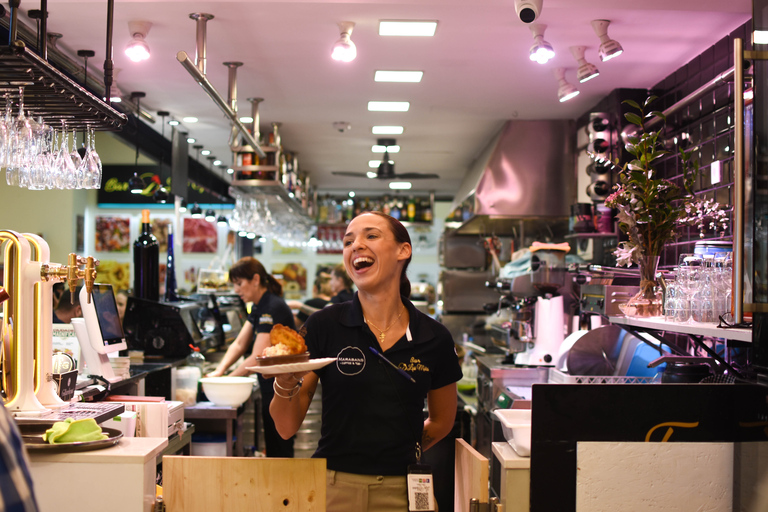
left=273, top=377, right=303, bottom=399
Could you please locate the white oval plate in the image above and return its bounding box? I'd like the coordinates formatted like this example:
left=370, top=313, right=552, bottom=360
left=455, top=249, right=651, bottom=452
left=246, top=357, right=338, bottom=376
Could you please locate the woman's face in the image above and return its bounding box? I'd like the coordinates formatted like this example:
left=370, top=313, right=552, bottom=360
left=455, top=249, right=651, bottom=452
left=329, top=273, right=345, bottom=294
left=232, top=275, right=262, bottom=304
left=342, top=213, right=411, bottom=292
left=115, top=293, right=128, bottom=322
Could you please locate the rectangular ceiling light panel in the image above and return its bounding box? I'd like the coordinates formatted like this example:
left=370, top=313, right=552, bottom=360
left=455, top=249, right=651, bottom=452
left=372, top=126, right=404, bottom=135
left=379, top=21, right=437, bottom=37
left=368, top=101, right=410, bottom=112
left=372, top=145, right=401, bottom=153
left=374, top=70, right=424, bottom=82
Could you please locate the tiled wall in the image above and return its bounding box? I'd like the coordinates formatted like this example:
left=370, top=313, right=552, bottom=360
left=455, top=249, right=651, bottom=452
left=652, top=21, right=751, bottom=268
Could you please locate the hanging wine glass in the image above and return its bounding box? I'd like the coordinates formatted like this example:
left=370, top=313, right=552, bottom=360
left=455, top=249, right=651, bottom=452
left=0, top=93, right=11, bottom=171
left=66, top=128, right=82, bottom=189
left=54, top=125, right=75, bottom=190
left=28, top=117, right=53, bottom=190
left=85, top=127, right=102, bottom=189
left=3, top=93, right=18, bottom=186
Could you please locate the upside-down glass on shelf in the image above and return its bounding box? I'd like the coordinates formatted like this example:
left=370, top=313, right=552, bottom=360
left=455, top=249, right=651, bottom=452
left=664, top=253, right=732, bottom=324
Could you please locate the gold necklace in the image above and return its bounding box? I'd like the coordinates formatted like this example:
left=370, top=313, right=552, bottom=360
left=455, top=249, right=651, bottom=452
left=365, top=305, right=405, bottom=344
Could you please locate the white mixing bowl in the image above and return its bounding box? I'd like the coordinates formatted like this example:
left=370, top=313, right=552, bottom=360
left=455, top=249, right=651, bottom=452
left=199, top=377, right=256, bottom=407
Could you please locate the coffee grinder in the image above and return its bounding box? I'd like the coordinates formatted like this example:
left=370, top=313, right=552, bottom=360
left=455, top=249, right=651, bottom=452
left=515, top=242, right=570, bottom=366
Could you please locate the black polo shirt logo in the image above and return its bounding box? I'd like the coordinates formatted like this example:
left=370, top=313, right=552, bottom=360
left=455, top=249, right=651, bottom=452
left=336, top=346, right=366, bottom=376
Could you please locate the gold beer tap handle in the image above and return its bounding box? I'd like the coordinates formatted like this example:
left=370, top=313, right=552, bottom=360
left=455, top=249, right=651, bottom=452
left=82, top=256, right=98, bottom=303
left=67, top=253, right=81, bottom=303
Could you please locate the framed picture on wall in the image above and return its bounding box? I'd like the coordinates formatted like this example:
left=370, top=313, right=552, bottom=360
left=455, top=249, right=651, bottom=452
left=183, top=218, right=217, bottom=253
left=272, top=263, right=307, bottom=301
left=94, top=216, right=130, bottom=252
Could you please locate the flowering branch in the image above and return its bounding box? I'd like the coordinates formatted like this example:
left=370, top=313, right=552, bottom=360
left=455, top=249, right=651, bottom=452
left=605, top=96, right=728, bottom=267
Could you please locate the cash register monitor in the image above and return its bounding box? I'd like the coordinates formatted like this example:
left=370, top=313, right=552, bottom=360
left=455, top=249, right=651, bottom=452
left=79, top=284, right=127, bottom=354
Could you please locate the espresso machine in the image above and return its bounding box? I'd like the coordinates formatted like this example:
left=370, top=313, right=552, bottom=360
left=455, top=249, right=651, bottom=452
left=488, top=243, right=573, bottom=366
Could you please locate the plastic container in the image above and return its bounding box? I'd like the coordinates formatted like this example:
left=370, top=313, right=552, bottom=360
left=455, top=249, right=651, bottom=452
left=175, top=367, right=201, bottom=406
left=494, top=409, right=532, bottom=457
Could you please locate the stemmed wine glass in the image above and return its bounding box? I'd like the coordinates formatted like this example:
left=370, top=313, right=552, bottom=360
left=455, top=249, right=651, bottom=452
left=54, top=125, right=76, bottom=190
left=79, top=126, right=102, bottom=189
left=67, top=128, right=83, bottom=189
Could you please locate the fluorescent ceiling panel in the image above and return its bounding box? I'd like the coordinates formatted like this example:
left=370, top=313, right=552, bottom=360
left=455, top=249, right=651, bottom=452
left=372, top=126, right=404, bottom=135
left=379, top=21, right=437, bottom=37
left=374, top=70, right=424, bottom=82
left=372, top=145, right=401, bottom=153
left=368, top=101, right=410, bottom=112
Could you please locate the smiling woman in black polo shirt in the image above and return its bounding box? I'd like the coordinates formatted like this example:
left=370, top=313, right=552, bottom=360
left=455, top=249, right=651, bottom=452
left=270, top=212, right=462, bottom=511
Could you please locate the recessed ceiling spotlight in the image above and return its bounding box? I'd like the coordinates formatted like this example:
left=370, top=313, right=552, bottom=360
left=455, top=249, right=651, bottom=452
left=366, top=171, right=378, bottom=178
left=332, top=21, right=357, bottom=62
left=372, top=126, right=404, bottom=135
left=529, top=23, right=555, bottom=64
left=379, top=20, right=437, bottom=37
left=239, top=116, right=254, bottom=123
left=374, top=70, right=424, bottom=83
left=389, top=181, right=413, bottom=190
left=213, top=159, right=222, bottom=166
left=186, top=137, right=196, bottom=143
left=168, top=119, right=180, bottom=126
left=570, top=45, right=600, bottom=83
left=554, top=67, right=580, bottom=102
left=591, top=20, right=623, bottom=62
left=201, top=149, right=211, bottom=156
left=369, top=159, right=394, bottom=168
left=226, top=168, right=234, bottom=174
left=182, top=116, right=198, bottom=123
left=368, top=101, right=410, bottom=112
left=372, top=145, right=400, bottom=153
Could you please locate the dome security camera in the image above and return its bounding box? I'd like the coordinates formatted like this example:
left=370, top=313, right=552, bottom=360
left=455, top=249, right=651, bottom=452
left=332, top=121, right=351, bottom=133
left=514, top=0, right=543, bottom=23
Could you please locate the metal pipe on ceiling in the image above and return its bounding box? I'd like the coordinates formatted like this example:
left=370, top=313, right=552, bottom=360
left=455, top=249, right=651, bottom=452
left=176, top=50, right=265, bottom=159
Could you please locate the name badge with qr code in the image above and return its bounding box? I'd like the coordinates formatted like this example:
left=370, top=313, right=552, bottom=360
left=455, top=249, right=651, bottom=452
left=407, top=464, right=435, bottom=511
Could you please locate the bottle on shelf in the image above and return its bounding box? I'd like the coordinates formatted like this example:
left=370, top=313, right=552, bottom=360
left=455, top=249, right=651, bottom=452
left=164, top=223, right=179, bottom=302
left=133, top=209, right=160, bottom=301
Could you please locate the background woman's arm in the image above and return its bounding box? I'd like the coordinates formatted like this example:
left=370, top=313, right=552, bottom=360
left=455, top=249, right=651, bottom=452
left=207, top=322, right=254, bottom=377
left=230, top=332, right=272, bottom=376
left=422, top=383, right=458, bottom=451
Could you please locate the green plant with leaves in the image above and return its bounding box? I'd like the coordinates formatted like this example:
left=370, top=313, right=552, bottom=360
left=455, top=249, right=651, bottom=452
left=605, top=96, right=701, bottom=268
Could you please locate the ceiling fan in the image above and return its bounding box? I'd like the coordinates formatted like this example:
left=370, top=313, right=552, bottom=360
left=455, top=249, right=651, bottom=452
left=332, top=139, right=440, bottom=180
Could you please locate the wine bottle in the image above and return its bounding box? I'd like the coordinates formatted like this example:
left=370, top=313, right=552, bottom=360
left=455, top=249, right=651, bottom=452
left=164, top=223, right=179, bottom=302
left=133, top=209, right=159, bottom=301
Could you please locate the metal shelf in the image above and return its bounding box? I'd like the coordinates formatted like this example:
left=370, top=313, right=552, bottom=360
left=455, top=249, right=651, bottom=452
left=0, top=45, right=127, bottom=131
left=609, top=315, right=752, bottom=343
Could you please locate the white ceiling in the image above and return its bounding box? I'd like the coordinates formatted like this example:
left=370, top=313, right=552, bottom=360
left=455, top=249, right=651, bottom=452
left=30, top=0, right=752, bottom=197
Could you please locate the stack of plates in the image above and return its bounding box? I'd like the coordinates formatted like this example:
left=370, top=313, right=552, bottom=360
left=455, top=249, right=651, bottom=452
left=109, top=356, right=131, bottom=380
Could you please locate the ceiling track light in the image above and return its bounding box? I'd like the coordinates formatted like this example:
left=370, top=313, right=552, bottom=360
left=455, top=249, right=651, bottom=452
left=554, top=68, right=579, bottom=102
left=529, top=24, right=555, bottom=64
left=190, top=203, right=203, bottom=218
left=570, top=46, right=600, bottom=83
left=591, top=19, right=623, bottom=62
left=129, top=172, right=145, bottom=193
left=179, top=199, right=188, bottom=212
left=216, top=214, right=229, bottom=226
left=154, top=187, right=169, bottom=203
left=125, top=20, right=152, bottom=62
left=332, top=21, right=357, bottom=62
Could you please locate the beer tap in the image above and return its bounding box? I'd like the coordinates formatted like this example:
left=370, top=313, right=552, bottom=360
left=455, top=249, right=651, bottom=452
left=41, top=253, right=100, bottom=303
